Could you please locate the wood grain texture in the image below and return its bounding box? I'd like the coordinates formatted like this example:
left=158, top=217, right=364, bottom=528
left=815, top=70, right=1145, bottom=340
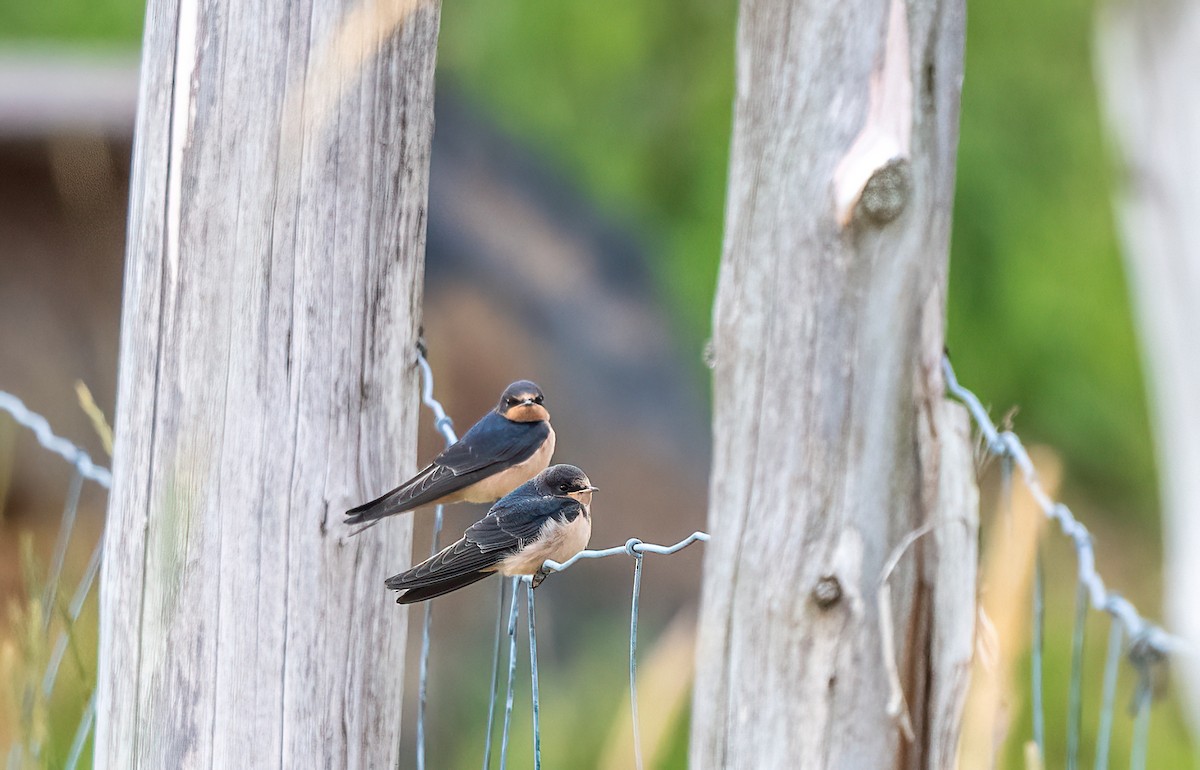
left=94, top=0, right=440, bottom=766
left=923, top=397, right=978, bottom=768
left=1096, top=0, right=1200, bottom=737
left=689, top=0, right=975, bottom=767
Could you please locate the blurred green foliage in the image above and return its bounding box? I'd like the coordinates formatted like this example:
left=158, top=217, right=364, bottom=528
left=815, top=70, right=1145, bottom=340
left=0, top=0, right=141, bottom=43
left=440, top=0, right=734, bottom=352
left=948, top=0, right=1156, bottom=517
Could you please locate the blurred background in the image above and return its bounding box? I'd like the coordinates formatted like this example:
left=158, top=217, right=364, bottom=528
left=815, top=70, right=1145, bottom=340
left=1, top=0, right=1196, bottom=767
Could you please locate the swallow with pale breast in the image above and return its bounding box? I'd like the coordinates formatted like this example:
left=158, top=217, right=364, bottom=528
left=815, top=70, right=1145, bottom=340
left=385, top=464, right=597, bottom=603
left=345, top=380, right=555, bottom=526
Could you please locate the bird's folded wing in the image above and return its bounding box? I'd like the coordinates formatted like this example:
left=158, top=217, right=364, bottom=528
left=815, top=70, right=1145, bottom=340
left=386, top=538, right=501, bottom=589
left=434, top=414, right=550, bottom=476
left=346, top=418, right=550, bottom=522
left=472, top=495, right=583, bottom=550
left=344, top=462, right=458, bottom=521
left=385, top=496, right=579, bottom=590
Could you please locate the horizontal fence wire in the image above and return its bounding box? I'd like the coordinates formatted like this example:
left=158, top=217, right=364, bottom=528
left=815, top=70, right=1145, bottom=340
left=1, top=390, right=110, bottom=770
left=0, top=393, right=111, bottom=490
left=942, top=358, right=1179, bottom=656
left=492, top=533, right=711, bottom=770
left=943, top=356, right=1178, bottom=768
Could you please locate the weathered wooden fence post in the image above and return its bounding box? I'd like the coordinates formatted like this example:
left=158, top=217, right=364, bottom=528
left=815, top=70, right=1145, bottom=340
left=690, top=0, right=977, bottom=767
left=94, top=0, right=440, bottom=765
left=1096, top=0, right=1200, bottom=738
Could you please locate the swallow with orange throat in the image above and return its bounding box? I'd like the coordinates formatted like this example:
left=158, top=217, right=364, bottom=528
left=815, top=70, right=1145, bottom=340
left=346, top=380, right=555, bottom=527
left=385, top=464, right=597, bottom=603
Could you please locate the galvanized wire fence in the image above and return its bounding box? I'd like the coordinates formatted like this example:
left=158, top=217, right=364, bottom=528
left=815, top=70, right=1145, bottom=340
left=0, top=392, right=108, bottom=770
left=410, top=351, right=709, bottom=770
left=0, top=352, right=1184, bottom=769
left=943, top=357, right=1177, bottom=769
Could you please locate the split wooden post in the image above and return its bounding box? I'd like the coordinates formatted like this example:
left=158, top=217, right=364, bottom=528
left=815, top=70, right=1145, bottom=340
left=94, top=0, right=441, bottom=765
left=1096, top=0, right=1200, bottom=737
left=689, top=0, right=977, bottom=767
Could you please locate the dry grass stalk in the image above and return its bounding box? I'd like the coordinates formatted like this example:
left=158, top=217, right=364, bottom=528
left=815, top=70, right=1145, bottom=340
left=957, top=446, right=1061, bottom=767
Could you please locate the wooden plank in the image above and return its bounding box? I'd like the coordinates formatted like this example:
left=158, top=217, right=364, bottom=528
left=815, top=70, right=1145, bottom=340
left=689, top=0, right=975, bottom=766
left=94, top=0, right=440, bottom=765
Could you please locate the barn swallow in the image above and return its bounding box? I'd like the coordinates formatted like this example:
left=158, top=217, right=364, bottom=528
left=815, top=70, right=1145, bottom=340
left=346, top=380, right=556, bottom=526
left=385, top=464, right=597, bottom=604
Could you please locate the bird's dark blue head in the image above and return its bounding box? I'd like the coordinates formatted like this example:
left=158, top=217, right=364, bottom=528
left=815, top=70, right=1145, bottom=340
left=496, top=380, right=548, bottom=423
left=534, top=464, right=597, bottom=504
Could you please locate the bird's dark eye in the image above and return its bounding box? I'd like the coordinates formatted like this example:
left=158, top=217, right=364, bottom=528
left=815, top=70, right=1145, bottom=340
left=534, top=395, right=544, bottom=405
left=559, top=483, right=569, bottom=492
left=506, top=397, right=517, bottom=406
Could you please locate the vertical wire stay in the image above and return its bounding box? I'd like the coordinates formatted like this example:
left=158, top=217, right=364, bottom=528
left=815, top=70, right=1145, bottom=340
left=0, top=391, right=113, bottom=489
left=42, top=537, right=103, bottom=699
left=1128, top=634, right=1161, bottom=770
left=414, top=351, right=459, bottom=770
left=1130, top=671, right=1152, bottom=770
left=1094, top=618, right=1123, bottom=770
left=628, top=543, right=646, bottom=770
left=1067, top=579, right=1088, bottom=770
left=41, top=470, right=84, bottom=631
left=414, top=506, right=444, bottom=770
left=525, top=578, right=541, bottom=770
left=498, top=577, right=521, bottom=770
left=482, top=577, right=506, bottom=769
left=1032, top=546, right=1046, bottom=758
left=29, top=473, right=88, bottom=764
left=63, top=691, right=96, bottom=770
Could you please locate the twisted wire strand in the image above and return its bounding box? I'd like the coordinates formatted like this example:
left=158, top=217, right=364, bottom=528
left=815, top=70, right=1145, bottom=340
left=540, top=531, right=711, bottom=574
left=945, top=355, right=1177, bottom=768
left=0, top=391, right=109, bottom=766
left=413, top=351, right=460, bottom=770
left=0, top=391, right=112, bottom=488
left=943, top=358, right=1178, bottom=656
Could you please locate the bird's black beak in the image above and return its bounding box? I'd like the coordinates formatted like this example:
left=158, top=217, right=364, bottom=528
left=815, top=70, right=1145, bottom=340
left=586, top=485, right=599, bottom=492
left=520, top=399, right=536, bottom=407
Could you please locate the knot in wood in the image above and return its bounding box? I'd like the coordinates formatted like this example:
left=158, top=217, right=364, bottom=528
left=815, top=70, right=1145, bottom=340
left=859, top=158, right=911, bottom=224
left=812, top=575, right=842, bottom=608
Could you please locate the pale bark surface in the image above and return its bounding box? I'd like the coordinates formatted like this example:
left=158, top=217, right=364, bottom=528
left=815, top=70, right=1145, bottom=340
left=1096, top=0, right=1200, bottom=736
left=689, top=0, right=976, bottom=767
left=94, top=0, right=440, bottom=766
